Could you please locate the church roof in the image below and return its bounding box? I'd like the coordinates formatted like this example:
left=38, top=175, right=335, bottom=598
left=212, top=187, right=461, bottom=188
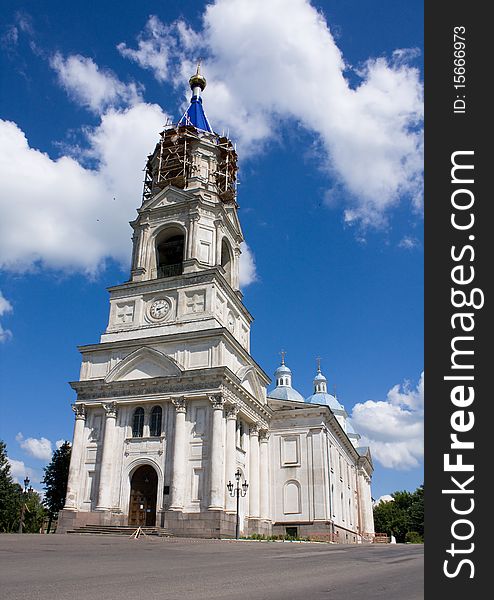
left=305, top=391, right=345, bottom=411
left=178, top=64, right=213, bottom=132
left=178, top=95, right=213, bottom=132
left=269, top=385, right=305, bottom=402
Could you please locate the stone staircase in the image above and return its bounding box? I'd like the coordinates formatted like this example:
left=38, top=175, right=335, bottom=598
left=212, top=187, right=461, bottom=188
left=67, top=524, right=172, bottom=537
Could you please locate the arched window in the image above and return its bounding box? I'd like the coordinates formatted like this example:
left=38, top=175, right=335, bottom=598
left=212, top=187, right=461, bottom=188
left=220, top=239, right=233, bottom=285
left=150, top=406, right=162, bottom=437
left=156, top=227, right=185, bottom=278
left=132, top=407, right=144, bottom=438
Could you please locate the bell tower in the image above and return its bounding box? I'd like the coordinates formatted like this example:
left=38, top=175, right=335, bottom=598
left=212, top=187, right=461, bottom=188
left=60, top=66, right=272, bottom=538
left=102, top=65, right=251, bottom=351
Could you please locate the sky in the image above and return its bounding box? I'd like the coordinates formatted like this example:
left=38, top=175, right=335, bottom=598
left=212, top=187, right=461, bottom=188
left=0, top=0, right=423, bottom=501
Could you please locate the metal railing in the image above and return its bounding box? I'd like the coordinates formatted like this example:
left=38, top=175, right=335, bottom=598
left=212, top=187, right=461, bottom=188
left=157, top=263, right=183, bottom=278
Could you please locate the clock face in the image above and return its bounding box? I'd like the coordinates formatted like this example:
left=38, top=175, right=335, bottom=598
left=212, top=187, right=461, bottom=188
left=149, top=298, right=171, bottom=320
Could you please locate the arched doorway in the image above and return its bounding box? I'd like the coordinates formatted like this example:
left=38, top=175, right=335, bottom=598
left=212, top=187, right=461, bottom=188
left=128, top=465, right=158, bottom=526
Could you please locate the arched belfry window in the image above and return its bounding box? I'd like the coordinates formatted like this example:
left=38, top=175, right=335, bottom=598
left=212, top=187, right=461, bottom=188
left=150, top=406, right=162, bottom=437
left=156, top=227, right=184, bottom=278
left=220, top=239, right=233, bottom=285
left=132, top=407, right=144, bottom=438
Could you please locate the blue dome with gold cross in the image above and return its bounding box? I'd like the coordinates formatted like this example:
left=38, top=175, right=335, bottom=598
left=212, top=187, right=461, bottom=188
left=268, top=353, right=305, bottom=402
left=178, top=64, right=213, bottom=132
left=305, top=362, right=345, bottom=412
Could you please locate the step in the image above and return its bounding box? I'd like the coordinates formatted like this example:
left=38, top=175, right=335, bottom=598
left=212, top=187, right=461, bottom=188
left=67, top=525, right=172, bottom=537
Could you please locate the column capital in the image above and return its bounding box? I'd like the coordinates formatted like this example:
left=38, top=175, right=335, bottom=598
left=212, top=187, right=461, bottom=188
left=259, top=429, right=270, bottom=442
left=72, top=403, right=87, bottom=421
left=225, top=403, right=239, bottom=420
left=102, top=402, right=117, bottom=418
left=249, top=422, right=261, bottom=437
left=172, top=396, right=187, bottom=413
left=208, top=394, right=224, bottom=410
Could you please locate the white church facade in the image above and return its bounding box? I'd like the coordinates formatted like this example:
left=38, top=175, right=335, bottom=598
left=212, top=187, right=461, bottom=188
left=58, top=68, right=374, bottom=542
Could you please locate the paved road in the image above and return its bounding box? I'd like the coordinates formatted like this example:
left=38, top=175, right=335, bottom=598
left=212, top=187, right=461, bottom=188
left=0, top=535, right=423, bottom=600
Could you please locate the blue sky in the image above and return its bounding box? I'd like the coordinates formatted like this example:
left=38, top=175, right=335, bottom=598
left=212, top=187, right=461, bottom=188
left=0, top=0, right=423, bottom=500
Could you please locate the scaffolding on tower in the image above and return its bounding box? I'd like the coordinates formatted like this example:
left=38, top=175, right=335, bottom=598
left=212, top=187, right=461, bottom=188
left=142, top=124, right=238, bottom=205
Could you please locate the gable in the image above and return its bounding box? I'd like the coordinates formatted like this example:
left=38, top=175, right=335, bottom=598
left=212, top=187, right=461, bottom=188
left=105, top=347, right=182, bottom=383
left=236, top=365, right=265, bottom=403
left=141, top=186, right=190, bottom=212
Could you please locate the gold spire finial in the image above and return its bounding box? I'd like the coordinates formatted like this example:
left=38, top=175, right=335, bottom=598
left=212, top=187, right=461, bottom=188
left=189, top=59, right=206, bottom=92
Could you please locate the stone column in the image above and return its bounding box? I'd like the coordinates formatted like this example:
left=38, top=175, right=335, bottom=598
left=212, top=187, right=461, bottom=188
left=249, top=423, right=260, bottom=518
left=64, top=404, right=86, bottom=510
left=233, top=247, right=241, bottom=291
left=208, top=394, right=225, bottom=510
left=187, top=214, right=200, bottom=261
left=169, top=397, right=187, bottom=510
left=214, top=220, right=222, bottom=266
left=259, top=430, right=270, bottom=520
left=96, top=402, right=118, bottom=511
left=225, top=404, right=239, bottom=512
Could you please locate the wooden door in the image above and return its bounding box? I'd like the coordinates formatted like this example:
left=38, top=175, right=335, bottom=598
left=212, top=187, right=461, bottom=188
left=128, top=466, right=158, bottom=527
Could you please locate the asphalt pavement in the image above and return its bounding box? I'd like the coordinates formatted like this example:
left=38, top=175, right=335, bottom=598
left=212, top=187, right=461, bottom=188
left=0, top=534, right=423, bottom=600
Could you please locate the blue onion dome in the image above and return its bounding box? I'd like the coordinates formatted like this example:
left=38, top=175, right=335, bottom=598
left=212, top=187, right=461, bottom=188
left=305, top=361, right=345, bottom=412
left=268, top=354, right=305, bottom=402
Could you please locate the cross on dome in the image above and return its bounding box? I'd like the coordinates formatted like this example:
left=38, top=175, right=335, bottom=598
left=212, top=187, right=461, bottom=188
left=280, top=349, right=286, bottom=365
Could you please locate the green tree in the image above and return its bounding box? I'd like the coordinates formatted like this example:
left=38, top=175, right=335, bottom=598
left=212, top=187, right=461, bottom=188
left=23, top=490, right=47, bottom=533
left=373, top=485, right=424, bottom=543
left=0, top=440, right=22, bottom=532
left=42, top=441, right=71, bottom=531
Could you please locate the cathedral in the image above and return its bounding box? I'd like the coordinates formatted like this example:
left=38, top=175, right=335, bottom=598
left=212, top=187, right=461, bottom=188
left=58, top=67, right=375, bottom=542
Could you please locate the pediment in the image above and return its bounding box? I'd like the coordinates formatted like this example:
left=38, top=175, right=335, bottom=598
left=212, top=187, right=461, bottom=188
left=236, top=365, right=264, bottom=403
left=141, top=186, right=191, bottom=212
left=105, top=347, right=182, bottom=383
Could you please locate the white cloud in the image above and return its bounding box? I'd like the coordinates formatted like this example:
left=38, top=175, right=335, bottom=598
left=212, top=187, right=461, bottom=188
left=118, top=0, right=423, bottom=228
left=50, top=52, right=143, bottom=114
left=398, top=236, right=420, bottom=249
left=239, top=242, right=257, bottom=287
left=0, top=290, right=13, bottom=342
left=116, top=15, right=176, bottom=82
left=0, top=103, right=260, bottom=285
left=56, top=439, right=69, bottom=449
left=8, top=458, right=37, bottom=484
left=0, top=102, right=168, bottom=274
left=15, top=432, right=53, bottom=461
left=351, top=372, right=424, bottom=470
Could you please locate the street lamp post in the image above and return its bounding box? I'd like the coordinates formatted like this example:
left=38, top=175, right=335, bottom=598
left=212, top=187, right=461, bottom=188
left=227, top=469, right=248, bottom=540
left=18, top=476, right=30, bottom=534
